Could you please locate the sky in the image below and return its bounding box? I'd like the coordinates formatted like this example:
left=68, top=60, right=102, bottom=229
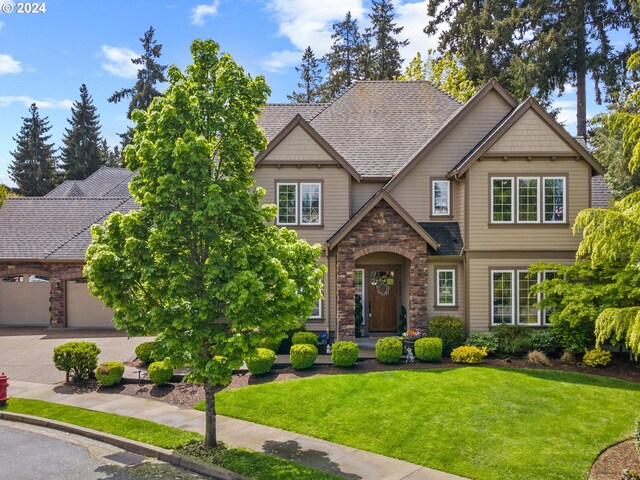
left=0, top=0, right=635, bottom=187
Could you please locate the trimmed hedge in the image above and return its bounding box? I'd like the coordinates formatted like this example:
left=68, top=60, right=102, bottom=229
left=428, top=316, right=464, bottom=354
left=451, top=345, right=488, bottom=364
left=246, top=348, right=277, bottom=375
left=414, top=337, right=443, bottom=362
left=95, top=361, right=125, bottom=387
left=291, top=332, right=318, bottom=346
left=376, top=337, right=403, bottom=364
left=583, top=349, right=612, bottom=367
left=290, top=344, right=318, bottom=370
left=135, top=341, right=159, bottom=363
left=331, top=341, right=359, bottom=367
left=53, top=341, right=101, bottom=384
left=148, top=361, right=173, bottom=386
left=258, top=336, right=283, bottom=353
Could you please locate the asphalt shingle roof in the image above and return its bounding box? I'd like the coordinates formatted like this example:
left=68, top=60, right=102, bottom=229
left=45, top=167, right=134, bottom=199
left=591, top=175, right=613, bottom=208
left=419, top=222, right=463, bottom=256
left=258, top=103, right=328, bottom=141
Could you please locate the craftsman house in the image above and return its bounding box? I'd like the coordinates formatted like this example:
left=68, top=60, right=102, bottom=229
left=0, top=80, right=610, bottom=338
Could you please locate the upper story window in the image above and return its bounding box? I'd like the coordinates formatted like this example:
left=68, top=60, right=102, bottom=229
left=491, top=176, right=565, bottom=224
left=277, top=182, right=321, bottom=226
left=432, top=180, right=450, bottom=216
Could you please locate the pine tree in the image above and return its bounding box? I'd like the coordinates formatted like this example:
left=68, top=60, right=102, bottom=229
left=108, top=26, right=167, bottom=149
left=322, top=12, right=365, bottom=100
left=60, top=84, right=106, bottom=180
left=101, top=139, right=123, bottom=168
left=369, top=0, right=409, bottom=80
left=9, top=103, right=57, bottom=196
left=287, top=46, right=324, bottom=103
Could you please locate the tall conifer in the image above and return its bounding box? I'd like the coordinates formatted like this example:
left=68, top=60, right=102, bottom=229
left=369, top=0, right=409, bottom=80
left=287, top=47, right=324, bottom=103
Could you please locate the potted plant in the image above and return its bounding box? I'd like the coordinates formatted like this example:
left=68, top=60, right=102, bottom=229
left=401, top=330, right=423, bottom=354
left=355, top=294, right=364, bottom=338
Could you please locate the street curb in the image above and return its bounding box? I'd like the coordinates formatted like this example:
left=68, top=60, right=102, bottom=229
left=0, top=411, right=250, bottom=480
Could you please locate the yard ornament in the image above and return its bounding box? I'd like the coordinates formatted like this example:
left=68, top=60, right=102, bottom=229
left=406, top=348, right=415, bottom=363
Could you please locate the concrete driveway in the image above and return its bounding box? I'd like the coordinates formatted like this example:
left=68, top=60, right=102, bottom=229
left=0, top=327, right=154, bottom=384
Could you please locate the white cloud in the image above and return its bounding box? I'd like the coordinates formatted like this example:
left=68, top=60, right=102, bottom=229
left=0, top=53, right=21, bottom=75
left=552, top=98, right=577, bottom=130
left=190, top=1, right=220, bottom=26
left=0, top=20, right=5, bottom=33
left=0, top=95, right=73, bottom=109
left=261, top=49, right=302, bottom=73
left=396, top=1, right=440, bottom=65
left=100, top=45, right=139, bottom=79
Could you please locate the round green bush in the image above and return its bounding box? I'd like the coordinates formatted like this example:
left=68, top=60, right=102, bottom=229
left=53, top=341, right=101, bottom=384
left=331, top=341, right=359, bottom=367
left=148, top=361, right=173, bottom=386
left=135, top=341, right=158, bottom=363
left=246, top=348, right=276, bottom=375
left=258, top=336, right=282, bottom=353
left=291, top=331, right=318, bottom=346
left=94, top=361, right=125, bottom=387
left=414, top=337, right=443, bottom=362
left=290, top=344, right=318, bottom=370
left=583, top=348, right=612, bottom=367
left=375, top=337, right=403, bottom=364
left=428, top=316, right=464, bottom=354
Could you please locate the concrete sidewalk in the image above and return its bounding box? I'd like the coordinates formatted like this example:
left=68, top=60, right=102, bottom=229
left=10, top=380, right=466, bottom=480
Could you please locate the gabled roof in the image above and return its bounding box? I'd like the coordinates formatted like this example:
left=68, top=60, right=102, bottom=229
left=254, top=114, right=361, bottom=181
left=327, top=190, right=439, bottom=251
left=448, top=98, right=605, bottom=177
left=45, top=167, right=134, bottom=199
left=384, top=79, right=518, bottom=190
left=258, top=103, right=328, bottom=141
left=419, top=222, right=463, bottom=256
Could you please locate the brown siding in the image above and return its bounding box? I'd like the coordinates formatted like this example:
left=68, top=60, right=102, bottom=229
left=351, top=181, right=384, bottom=215
left=261, top=124, right=334, bottom=162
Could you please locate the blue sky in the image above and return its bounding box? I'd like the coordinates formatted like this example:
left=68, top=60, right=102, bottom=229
left=0, top=0, right=634, bottom=187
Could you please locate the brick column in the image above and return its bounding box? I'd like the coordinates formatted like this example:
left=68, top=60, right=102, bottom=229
left=408, top=251, right=428, bottom=331
left=49, top=277, right=65, bottom=328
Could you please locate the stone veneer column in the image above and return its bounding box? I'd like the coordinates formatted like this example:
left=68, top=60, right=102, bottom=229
left=49, top=277, right=65, bottom=328
left=336, top=250, right=356, bottom=341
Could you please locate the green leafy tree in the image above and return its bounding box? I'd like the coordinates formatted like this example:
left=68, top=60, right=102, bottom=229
left=60, top=84, right=106, bottom=180
left=369, top=0, right=409, bottom=80
left=287, top=46, right=324, bottom=103
left=0, top=184, right=7, bottom=207
left=9, top=103, right=58, bottom=196
left=399, top=50, right=478, bottom=102
left=84, top=39, right=325, bottom=447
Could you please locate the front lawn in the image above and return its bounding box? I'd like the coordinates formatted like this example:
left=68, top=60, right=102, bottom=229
left=200, top=368, right=640, bottom=480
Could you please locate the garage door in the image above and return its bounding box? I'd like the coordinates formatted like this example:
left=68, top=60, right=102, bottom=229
left=66, top=279, right=115, bottom=328
left=0, top=274, right=51, bottom=326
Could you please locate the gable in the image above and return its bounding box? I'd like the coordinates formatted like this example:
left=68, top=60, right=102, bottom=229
left=260, top=124, right=335, bottom=163
left=486, top=109, right=574, bottom=155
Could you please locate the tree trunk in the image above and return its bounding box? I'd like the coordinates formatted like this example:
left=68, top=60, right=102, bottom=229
left=575, top=0, right=587, bottom=139
left=203, top=380, right=217, bottom=448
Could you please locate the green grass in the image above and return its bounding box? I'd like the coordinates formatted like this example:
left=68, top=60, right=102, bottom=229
left=198, top=368, right=640, bottom=480
left=1, top=398, right=342, bottom=480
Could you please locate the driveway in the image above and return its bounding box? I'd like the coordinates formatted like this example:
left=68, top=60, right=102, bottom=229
left=0, top=327, right=154, bottom=384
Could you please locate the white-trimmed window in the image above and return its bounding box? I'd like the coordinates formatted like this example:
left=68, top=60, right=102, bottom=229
left=276, top=182, right=321, bottom=226
left=517, top=177, right=539, bottom=223
left=436, top=269, right=456, bottom=306
left=517, top=271, right=538, bottom=324
left=491, top=177, right=514, bottom=223
left=432, top=180, right=450, bottom=216
left=542, top=270, right=557, bottom=324
left=310, top=298, right=322, bottom=319
left=355, top=268, right=365, bottom=326
left=491, top=176, right=566, bottom=224
left=28, top=275, right=50, bottom=283
left=543, top=177, right=565, bottom=223
left=1, top=275, right=23, bottom=283
left=491, top=270, right=514, bottom=324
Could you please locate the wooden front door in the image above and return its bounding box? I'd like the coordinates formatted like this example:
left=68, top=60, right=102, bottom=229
left=367, top=268, right=399, bottom=332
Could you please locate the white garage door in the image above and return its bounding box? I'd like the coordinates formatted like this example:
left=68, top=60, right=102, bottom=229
left=66, top=279, right=115, bottom=328
left=0, top=274, right=51, bottom=326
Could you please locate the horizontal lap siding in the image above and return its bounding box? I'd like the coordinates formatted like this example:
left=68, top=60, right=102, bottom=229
left=351, top=181, right=384, bottom=215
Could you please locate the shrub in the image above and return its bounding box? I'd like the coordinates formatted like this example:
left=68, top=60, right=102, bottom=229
left=428, top=316, right=464, bottom=354
left=331, top=341, right=359, bottom=367
left=450, top=345, right=487, bottom=364
left=258, top=336, right=282, bottom=353
left=290, top=344, right=318, bottom=370
left=375, top=337, right=403, bottom=364
left=551, top=318, right=594, bottom=353
left=135, top=341, right=159, bottom=363
left=491, top=324, right=532, bottom=355
left=414, top=337, right=443, bottom=362
left=464, top=332, right=499, bottom=354
left=95, top=361, right=125, bottom=387
left=148, top=361, right=174, bottom=385
left=583, top=348, right=612, bottom=367
left=245, top=348, right=276, bottom=375
left=526, top=350, right=552, bottom=367
left=291, top=331, right=318, bottom=346
left=622, top=469, right=640, bottom=480
left=530, top=329, right=560, bottom=352
left=53, top=341, right=101, bottom=384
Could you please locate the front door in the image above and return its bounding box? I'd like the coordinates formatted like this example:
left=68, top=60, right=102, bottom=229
left=367, top=268, right=399, bottom=332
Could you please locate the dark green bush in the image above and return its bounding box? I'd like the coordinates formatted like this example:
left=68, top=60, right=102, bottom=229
left=375, top=337, right=403, bottom=364
left=290, top=344, right=318, bottom=370
left=414, top=337, right=443, bottom=362
left=331, top=341, right=359, bottom=367
left=428, top=316, right=464, bottom=354
left=258, top=336, right=282, bottom=353
left=53, top=341, right=101, bottom=384
left=291, top=331, right=318, bottom=346
left=491, top=324, right=533, bottom=354
left=135, top=341, right=159, bottom=363
left=95, top=361, right=125, bottom=387
left=148, top=361, right=174, bottom=386
left=465, top=332, right=499, bottom=354
left=551, top=319, right=594, bottom=353
left=530, top=329, right=560, bottom=352
left=245, top=348, right=276, bottom=375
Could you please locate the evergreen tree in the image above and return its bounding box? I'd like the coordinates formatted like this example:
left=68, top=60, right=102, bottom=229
left=60, top=84, right=106, bottom=180
left=357, top=28, right=376, bottom=81
left=108, top=26, right=167, bottom=149
left=369, top=0, right=409, bottom=80
left=9, top=103, right=57, bottom=196
left=287, top=46, right=324, bottom=103
left=100, top=139, right=123, bottom=168
left=322, top=11, right=365, bottom=100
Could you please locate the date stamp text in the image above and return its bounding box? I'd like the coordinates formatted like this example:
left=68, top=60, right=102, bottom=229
left=1, top=3, right=47, bottom=14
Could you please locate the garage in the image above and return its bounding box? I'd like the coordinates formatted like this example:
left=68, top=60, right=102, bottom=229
left=0, top=274, right=51, bottom=326
left=66, top=278, right=115, bottom=328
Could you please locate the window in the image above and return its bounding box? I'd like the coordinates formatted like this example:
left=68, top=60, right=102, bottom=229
left=432, top=180, right=450, bottom=216
left=491, top=178, right=513, bottom=223
left=436, top=269, right=456, bottom=306
left=491, top=269, right=557, bottom=326
left=517, top=177, right=539, bottom=223
left=1, top=275, right=23, bottom=283
left=28, top=275, right=50, bottom=283
left=355, top=268, right=365, bottom=326
left=276, top=182, right=321, bottom=226
left=517, top=271, right=538, bottom=324
left=310, top=298, right=322, bottom=319
left=543, top=177, right=565, bottom=223
left=491, top=271, right=514, bottom=324
left=542, top=270, right=557, bottom=324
